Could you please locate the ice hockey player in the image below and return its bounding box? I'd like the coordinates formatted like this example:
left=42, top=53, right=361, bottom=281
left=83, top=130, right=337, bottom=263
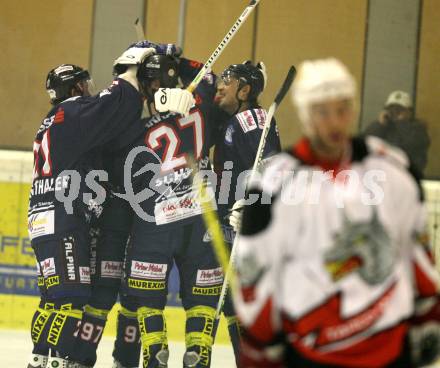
left=233, top=58, right=440, bottom=367
left=212, top=61, right=281, bottom=365
left=117, top=42, right=226, bottom=368
left=27, top=43, right=159, bottom=368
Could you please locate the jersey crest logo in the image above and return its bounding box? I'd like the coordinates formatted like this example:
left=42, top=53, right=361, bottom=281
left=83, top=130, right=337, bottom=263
left=324, top=209, right=394, bottom=285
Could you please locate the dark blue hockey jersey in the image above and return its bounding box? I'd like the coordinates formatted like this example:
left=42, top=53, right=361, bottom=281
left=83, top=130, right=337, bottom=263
left=28, top=78, right=145, bottom=241
left=121, top=58, right=226, bottom=230
left=213, top=108, right=281, bottom=211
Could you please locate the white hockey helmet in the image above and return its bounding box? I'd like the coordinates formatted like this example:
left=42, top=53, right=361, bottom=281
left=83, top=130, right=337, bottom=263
left=291, top=58, right=356, bottom=136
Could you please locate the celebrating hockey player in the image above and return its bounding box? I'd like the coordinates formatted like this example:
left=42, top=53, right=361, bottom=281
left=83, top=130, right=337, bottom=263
left=233, top=58, right=440, bottom=367
left=117, top=43, right=225, bottom=368
left=213, top=61, right=281, bottom=365
left=27, top=43, right=159, bottom=368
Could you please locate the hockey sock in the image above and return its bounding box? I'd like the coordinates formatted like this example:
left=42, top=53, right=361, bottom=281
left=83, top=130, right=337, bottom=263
left=184, top=306, right=217, bottom=368
left=112, top=306, right=141, bottom=368
left=137, top=307, right=169, bottom=368
left=226, top=315, right=242, bottom=367
left=69, top=304, right=109, bottom=366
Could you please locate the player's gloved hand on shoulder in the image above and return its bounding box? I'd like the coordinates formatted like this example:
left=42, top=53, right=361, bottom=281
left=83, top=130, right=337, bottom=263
left=113, top=46, right=156, bottom=90
left=130, top=40, right=182, bottom=57
left=229, top=199, right=245, bottom=232
left=154, top=88, right=195, bottom=116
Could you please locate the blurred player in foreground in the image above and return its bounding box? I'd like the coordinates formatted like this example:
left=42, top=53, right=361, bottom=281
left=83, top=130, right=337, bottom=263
left=232, top=58, right=440, bottom=367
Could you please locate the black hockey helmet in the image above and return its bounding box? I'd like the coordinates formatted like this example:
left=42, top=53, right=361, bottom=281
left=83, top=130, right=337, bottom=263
left=46, top=64, right=91, bottom=105
left=137, top=54, right=179, bottom=97
left=221, top=61, right=267, bottom=102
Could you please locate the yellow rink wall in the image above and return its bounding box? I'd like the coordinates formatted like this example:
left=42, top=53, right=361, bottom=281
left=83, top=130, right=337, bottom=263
left=1, top=150, right=440, bottom=343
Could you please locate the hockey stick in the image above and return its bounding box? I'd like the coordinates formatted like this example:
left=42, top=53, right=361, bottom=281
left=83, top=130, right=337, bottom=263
left=188, top=157, right=236, bottom=292
left=214, top=65, right=297, bottom=320
left=186, top=0, right=260, bottom=93
left=134, top=18, right=145, bottom=41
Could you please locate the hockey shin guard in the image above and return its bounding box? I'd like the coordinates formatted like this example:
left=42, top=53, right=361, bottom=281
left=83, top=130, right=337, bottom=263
left=31, top=301, right=55, bottom=356
left=112, top=306, right=141, bottom=368
left=69, top=304, right=109, bottom=366
left=226, top=315, right=242, bottom=366
left=184, top=306, right=217, bottom=368
left=137, top=307, right=169, bottom=368
left=46, top=302, right=84, bottom=358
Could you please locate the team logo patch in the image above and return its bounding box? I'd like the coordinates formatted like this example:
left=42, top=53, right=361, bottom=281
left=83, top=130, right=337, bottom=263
left=196, top=268, right=223, bottom=286
left=79, top=267, right=91, bottom=283
left=61, top=236, right=77, bottom=282
left=192, top=285, right=222, bottom=295
left=101, top=261, right=123, bottom=279
left=128, top=278, right=166, bottom=290
left=40, top=257, right=56, bottom=278
left=131, top=261, right=167, bottom=280
left=28, top=210, right=55, bottom=240
left=45, top=275, right=60, bottom=288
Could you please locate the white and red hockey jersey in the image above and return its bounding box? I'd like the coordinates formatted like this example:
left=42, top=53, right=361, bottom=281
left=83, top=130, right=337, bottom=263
left=234, top=136, right=439, bottom=367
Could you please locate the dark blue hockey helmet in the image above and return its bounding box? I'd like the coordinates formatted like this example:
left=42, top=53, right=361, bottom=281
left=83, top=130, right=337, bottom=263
left=220, top=61, right=267, bottom=101
left=137, top=54, right=179, bottom=94
left=46, top=64, right=91, bottom=105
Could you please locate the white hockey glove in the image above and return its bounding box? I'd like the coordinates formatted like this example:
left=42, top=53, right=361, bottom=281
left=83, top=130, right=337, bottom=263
left=114, top=47, right=156, bottom=91
left=154, top=88, right=195, bottom=116
left=229, top=199, right=245, bottom=232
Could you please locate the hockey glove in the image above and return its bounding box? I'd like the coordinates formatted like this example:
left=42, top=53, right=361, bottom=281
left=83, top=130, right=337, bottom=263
left=129, top=40, right=182, bottom=57
left=154, top=88, right=195, bottom=116
left=409, top=296, right=440, bottom=366
left=113, top=47, right=156, bottom=90
left=229, top=199, right=245, bottom=232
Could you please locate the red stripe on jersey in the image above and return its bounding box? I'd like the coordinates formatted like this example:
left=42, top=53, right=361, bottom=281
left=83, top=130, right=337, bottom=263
left=285, top=282, right=396, bottom=347
left=54, top=108, right=64, bottom=123
left=292, top=323, right=407, bottom=367
left=245, top=298, right=276, bottom=343
left=414, top=259, right=438, bottom=297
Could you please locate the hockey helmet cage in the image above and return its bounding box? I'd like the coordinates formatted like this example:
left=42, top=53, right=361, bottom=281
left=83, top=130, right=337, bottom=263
left=46, top=64, right=91, bottom=105
left=137, top=54, right=179, bottom=92
left=221, top=61, right=267, bottom=101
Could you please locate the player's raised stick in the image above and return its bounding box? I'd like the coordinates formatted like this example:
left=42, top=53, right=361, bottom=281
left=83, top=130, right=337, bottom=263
left=186, top=0, right=261, bottom=93
left=134, top=18, right=145, bottom=41
left=214, top=65, right=297, bottom=320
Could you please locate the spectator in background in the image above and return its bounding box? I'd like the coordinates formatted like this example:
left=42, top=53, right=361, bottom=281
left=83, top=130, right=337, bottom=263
left=363, top=90, right=430, bottom=175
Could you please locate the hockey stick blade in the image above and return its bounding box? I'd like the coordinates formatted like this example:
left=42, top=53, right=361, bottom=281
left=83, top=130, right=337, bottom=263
left=274, top=65, right=296, bottom=106
left=134, top=18, right=145, bottom=41
left=187, top=0, right=260, bottom=93
left=250, top=65, right=296, bottom=173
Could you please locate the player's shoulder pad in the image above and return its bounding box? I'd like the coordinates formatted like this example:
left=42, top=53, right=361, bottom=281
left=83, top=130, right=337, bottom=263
left=249, top=151, right=300, bottom=194
left=364, top=135, right=409, bottom=168
left=362, top=135, right=424, bottom=201
left=233, top=108, right=267, bottom=134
